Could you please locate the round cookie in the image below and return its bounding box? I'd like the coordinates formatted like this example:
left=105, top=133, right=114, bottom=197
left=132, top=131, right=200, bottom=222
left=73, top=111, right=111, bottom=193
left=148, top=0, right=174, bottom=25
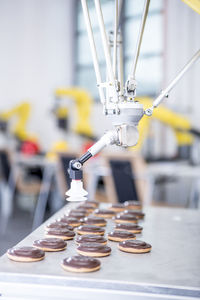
left=82, top=216, right=107, bottom=227
left=57, top=216, right=81, bottom=227
left=77, top=225, right=105, bottom=236
left=118, top=240, right=152, bottom=253
left=45, top=228, right=75, bottom=240
left=7, top=246, right=45, bottom=262
left=108, top=203, right=125, bottom=212
left=33, top=238, right=67, bottom=252
left=114, top=214, right=138, bottom=224
left=93, top=209, right=115, bottom=219
left=123, top=210, right=145, bottom=220
left=124, top=201, right=142, bottom=210
left=77, top=242, right=111, bottom=257
left=76, top=234, right=107, bottom=245
left=45, top=222, right=74, bottom=231
left=61, top=255, right=101, bottom=273
left=115, top=223, right=143, bottom=234
left=108, top=230, right=136, bottom=242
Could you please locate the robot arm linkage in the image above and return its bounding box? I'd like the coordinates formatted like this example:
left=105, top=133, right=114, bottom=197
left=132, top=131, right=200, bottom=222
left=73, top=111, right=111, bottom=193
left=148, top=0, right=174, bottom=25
left=66, top=130, right=118, bottom=201
left=69, top=130, right=118, bottom=180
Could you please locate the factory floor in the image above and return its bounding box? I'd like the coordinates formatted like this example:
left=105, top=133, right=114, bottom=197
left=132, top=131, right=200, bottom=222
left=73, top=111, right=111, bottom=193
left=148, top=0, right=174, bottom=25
left=0, top=206, right=52, bottom=256
left=0, top=208, right=32, bottom=256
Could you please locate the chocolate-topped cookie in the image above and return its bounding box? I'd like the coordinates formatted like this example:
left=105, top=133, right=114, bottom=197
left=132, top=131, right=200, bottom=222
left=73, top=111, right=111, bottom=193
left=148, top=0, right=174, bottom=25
left=76, top=235, right=107, bottom=245
left=108, top=230, right=136, bottom=242
left=45, top=228, right=75, bottom=240
left=61, top=255, right=101, bottom=273
left=57, top=216, right=82, bottom=227
left=82, top=216, right=107, bottom=227
left=45, top=222, right=74, bottom=231
left=108, top=203, right=125, bottom=212
left=33, top=238, right=67, bottom=252
left=7, top=246, right=45, bottom=262
left=77, top=242, right=111, bottom=257
left=124, top=200, right=142, bottom=210
left=93, top=209, right=115, bottom=218
left=118, top=240, right=152, bottom=253
left=123, top=210, right=145, bottom=219
left=115, top=223, right=143, bottom=234
left=114, top=214, right=138, bottom=224
left=77, top=225, right=105, bottom=236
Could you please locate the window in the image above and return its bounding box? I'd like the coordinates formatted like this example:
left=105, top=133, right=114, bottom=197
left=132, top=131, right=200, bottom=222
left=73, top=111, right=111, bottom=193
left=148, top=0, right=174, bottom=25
left=75, top=0, right=164, bottom=100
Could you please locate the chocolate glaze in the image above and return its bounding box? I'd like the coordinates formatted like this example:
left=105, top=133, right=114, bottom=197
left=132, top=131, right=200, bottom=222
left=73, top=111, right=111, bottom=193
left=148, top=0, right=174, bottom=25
left=94, top=209, right=115, bottom=215
left=119, top=240, right=151, bottom=249
left=115, top=214, right=138, bottom=221
left=115, top=223, right=143, bottom=231
left=46, top=228, right=75, bottom=237
left=76, top=235, right=107, bottom=244
left=109, top=203, right=125, bottom=208
left=108, top=230, right=136, bottom=239
left=46, top=222, right=73, bottom=231
left=83, top=216, right=106, bottom=225
left=70, top=208, right=88, bottom=213
left=57, top=216, right=81, bottom=224
left=67, top=212, right=86, bottom=219
left=77, top=204, right=95, bottom=210
left=62, top=255, right=100, bottom=269
left=123, top=210, right=145, bottom=218
left=77, top=242, right=111, bottom=253
left=7, top=246, right=44, bottom=258
left=77, top=225, right=105, bottom=234
left=33, top=238, right=66, bottom=249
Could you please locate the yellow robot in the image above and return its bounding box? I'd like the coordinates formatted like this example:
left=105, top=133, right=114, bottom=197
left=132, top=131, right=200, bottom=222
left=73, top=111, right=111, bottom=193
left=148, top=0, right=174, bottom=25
left=181, top=0, right=200, bottom=14
left=54, top=87, right=94, bottom=138
left=0, top=102, right=37, bottom=142
left=132, top=97, right=196, bottom=157
left=47, top=87, right=94, bottom=161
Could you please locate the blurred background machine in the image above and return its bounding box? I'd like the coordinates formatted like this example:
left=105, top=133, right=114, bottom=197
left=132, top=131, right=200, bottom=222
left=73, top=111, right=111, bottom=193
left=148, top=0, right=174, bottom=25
left=0, top=102, right=40, bottom=154
left=53, top=87, right=94, bottom=139
left=135, top=97, right=200, bottom=162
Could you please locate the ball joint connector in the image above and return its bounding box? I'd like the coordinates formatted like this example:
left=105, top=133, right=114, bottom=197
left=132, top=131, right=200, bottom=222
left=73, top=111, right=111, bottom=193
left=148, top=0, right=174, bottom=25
left=65, top=152, right=92, bottom=202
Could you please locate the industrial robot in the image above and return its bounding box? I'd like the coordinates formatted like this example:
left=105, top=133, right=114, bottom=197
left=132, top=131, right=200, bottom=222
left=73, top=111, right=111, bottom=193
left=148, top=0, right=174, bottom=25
left=66, top=0, right=200, bottom=201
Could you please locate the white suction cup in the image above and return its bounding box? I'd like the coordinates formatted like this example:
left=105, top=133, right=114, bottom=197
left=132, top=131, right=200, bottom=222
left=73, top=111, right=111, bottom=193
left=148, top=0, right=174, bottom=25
left=65, top=180, right=88, bottom=202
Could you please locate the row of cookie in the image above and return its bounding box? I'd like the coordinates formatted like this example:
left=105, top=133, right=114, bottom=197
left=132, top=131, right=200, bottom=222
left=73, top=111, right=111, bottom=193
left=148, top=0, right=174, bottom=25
left=6, top=200, right=146, bottom=272
left=55, top=200, right=150, bottom=272
left=6, top=202, right=99, bottom=262
left=49, top=207, right=145, bottom=234
left=44, top=212, right=144, bottom=240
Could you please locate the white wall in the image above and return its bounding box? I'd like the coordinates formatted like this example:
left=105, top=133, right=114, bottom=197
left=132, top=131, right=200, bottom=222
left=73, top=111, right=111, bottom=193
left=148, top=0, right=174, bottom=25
left=147, top=0, right=200, bottom=157
left=0, top=0, right=75, bottom=150
left=164, top=0, right=200, bottom=118
left=160, top=0, right=200, bottom=156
